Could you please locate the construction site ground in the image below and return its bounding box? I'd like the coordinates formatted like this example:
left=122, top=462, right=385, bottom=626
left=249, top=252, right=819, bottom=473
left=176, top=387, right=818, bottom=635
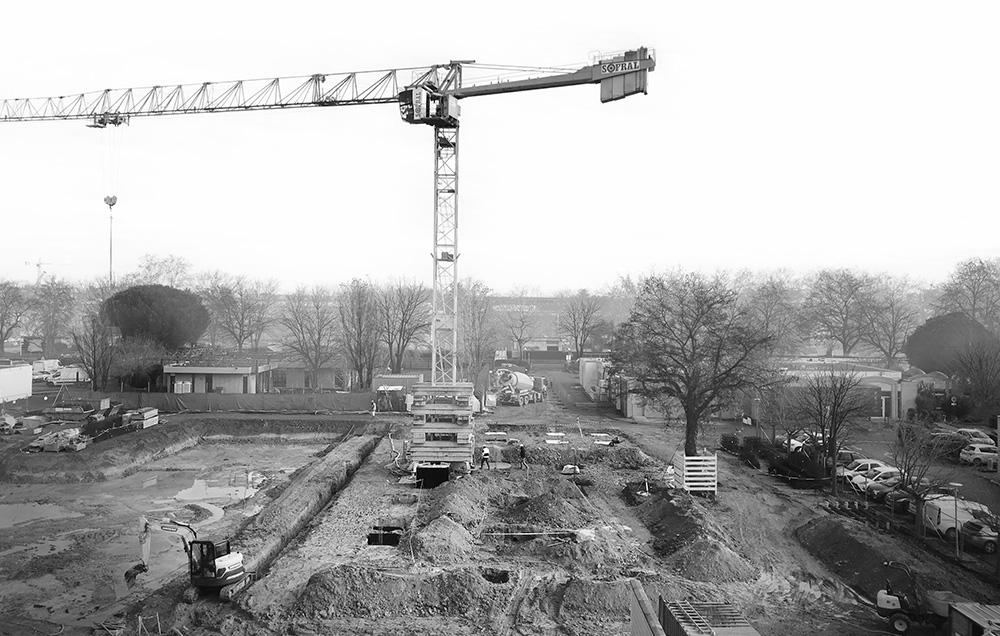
left=1, top=362, right=997, bottom=636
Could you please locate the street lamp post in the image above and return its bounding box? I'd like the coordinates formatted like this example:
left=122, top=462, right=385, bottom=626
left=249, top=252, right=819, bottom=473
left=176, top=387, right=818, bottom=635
left=104, top=196, right=117, bottom=285
left=949, top=482, right=963, bottom=559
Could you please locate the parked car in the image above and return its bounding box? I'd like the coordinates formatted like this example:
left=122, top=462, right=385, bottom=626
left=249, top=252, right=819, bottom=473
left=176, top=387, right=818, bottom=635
left=863, top=475, right=904, bottom=502
left=780, top=430, right=814, bottom=453
left=837, top=459, right=889, bottom=483
left=959, top=443, right=999, bottom=467
left=959, top=520, right=998, bottom=554
left=834, top=449, right=867, bottom=467
left=850, top=466, right=900, bottom=493
left=954, top=428, right=994, bottom=445
left=927, top=432, right=968, bottom=460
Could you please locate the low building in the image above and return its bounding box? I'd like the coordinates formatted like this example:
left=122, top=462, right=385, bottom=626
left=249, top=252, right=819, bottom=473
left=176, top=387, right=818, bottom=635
left=163, top=360, right=274, bottom=394
left=271, top=359, right=344, bottom=392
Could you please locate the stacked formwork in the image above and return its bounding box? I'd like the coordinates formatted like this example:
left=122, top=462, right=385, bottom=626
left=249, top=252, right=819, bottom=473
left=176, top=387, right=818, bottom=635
left=657, top=599, right=761, bottom=636
left=409, top=382, right=475, bottom=472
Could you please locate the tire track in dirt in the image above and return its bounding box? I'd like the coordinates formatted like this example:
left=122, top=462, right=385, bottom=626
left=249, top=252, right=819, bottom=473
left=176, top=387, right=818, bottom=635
left=498, top=571, right=534, bottom=635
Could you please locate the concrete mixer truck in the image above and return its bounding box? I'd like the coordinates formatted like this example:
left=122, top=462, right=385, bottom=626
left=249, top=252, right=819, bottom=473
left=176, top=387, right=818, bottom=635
left=495, top=368, right=547, bottom=407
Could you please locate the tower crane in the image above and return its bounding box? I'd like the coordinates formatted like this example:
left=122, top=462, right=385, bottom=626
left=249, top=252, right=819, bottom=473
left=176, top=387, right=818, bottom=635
left=1, top=48, right=656, bottom=385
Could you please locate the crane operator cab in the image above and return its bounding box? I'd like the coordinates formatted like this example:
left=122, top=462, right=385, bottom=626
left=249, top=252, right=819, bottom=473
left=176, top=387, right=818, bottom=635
left=188, top=538, right=246, bottom=591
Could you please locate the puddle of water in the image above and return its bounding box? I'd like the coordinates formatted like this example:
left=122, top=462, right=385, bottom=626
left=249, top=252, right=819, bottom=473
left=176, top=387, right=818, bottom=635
left=0, top=503, right=84, bottom=529
left=173, top=474, right=262, bottom=503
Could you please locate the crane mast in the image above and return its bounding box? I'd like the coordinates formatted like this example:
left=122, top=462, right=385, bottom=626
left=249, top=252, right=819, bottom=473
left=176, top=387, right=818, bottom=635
left=0, top=48, right=655, bottom=387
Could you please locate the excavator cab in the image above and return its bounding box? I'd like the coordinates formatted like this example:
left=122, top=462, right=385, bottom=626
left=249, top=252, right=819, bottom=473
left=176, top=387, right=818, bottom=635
left=188, top=538, right=246, bottom=590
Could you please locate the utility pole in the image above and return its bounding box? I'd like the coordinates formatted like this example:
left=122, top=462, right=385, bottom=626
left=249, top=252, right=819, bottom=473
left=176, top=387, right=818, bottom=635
left=104, top=195, right=117, bottom=285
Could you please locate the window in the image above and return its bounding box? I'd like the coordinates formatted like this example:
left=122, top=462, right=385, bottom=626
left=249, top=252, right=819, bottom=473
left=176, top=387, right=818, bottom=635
left=272, top=370, right=287, bottom=388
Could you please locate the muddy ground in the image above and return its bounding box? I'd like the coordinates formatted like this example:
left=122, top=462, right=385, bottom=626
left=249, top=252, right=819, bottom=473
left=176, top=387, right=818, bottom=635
left=1, top=368, right=997, bottom=635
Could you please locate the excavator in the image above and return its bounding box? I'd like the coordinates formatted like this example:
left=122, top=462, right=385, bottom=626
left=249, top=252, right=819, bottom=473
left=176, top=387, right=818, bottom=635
left=127, top=516, right=251, bottom=602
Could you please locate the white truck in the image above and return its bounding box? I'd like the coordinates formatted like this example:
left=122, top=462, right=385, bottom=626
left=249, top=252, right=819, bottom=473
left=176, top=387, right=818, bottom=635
left=46, top=366, right=90, bottom=386
left=0, top=363, right=32, bottom=402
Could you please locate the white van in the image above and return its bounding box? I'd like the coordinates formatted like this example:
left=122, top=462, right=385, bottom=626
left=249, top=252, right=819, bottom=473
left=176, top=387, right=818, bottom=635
left=46, top=366, right=90, bottom=386
left=919, top=496, right=991, bottom=541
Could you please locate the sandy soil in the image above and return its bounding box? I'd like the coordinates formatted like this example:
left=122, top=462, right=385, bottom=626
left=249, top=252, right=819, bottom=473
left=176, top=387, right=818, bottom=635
left=2, top=369, right=997, bottom=636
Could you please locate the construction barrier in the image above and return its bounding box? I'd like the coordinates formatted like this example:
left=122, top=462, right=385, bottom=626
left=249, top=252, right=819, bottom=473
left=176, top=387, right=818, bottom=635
left=672, top=453, right=718, bottom=495
left=64, top=390, right=374, bottom=414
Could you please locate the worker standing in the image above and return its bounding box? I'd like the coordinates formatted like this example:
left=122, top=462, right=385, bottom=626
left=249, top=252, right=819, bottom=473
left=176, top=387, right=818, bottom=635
left=480, top=445, right=491, bottom=471
left=371, top=400, right=377, bottom=417
left=518, top=444, right=528, bottom=471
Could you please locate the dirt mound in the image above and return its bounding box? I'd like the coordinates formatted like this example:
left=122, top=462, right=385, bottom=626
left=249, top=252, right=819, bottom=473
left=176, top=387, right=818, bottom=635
left=635, top=490, right=701, bottom=556
left=409, top=516, right=474, bottom=563
left=525, top=441, right=657, bottom=471
left=414, top=476, right=490, bottom=528
left=665, top=538, right=757, bottom=583
left=795, top=517, right=911, bottom=601
left=291, top=564, right=515, bottom=620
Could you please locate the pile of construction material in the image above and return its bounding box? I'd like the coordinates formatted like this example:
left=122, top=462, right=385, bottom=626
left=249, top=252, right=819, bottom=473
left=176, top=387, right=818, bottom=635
left=124, top=407, right=159, bottom=428
left=26, top=427, right=88, bottom=452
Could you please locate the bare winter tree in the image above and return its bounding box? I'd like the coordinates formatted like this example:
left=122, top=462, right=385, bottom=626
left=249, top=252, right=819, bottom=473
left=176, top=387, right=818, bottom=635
left=72, top=313, right=117, bottom=392
left=800, top=269, right=872, bottom=356
left=280, top=287, right=340, bottom=390
left=458, top=280, right=499, bottom=410
left=937, top=257, right=1000, bottom=331
left=793, top=368, right=877, bottom=495
left=338, top=279, right=384, bottom=390
left=611, top=272, right=782, bottom=456
left=557, top=290, right=606, bottom=360
left=25, top=277, right=76, bottom=357
left=377, top=280, right=431, bottom=374
left=203, top=276, right=279, bottom=353
left=890, top=422, right=962, bottom=535
left=955, top=339, right=1000, bottom=419
left=0, top=281, right=31, bottom=350
left=601, top=275, right=640, bottom=331
left=741, top=270, right=802, bottom=355
left=497, top=287, right=538, bottom=361
left=131, top=254, right=193, bottom=288
left=111, top=335, right=166, bottom=391
left=859, top=276, right=919, bottom=368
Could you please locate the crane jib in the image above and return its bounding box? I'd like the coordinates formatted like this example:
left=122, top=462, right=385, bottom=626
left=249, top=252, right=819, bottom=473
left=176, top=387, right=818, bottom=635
left=599, top=60, right=642, bottom=75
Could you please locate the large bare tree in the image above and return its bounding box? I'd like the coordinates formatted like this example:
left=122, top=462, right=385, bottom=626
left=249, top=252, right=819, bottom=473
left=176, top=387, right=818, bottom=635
left=955, top=339, right=1000, bottom=420
left=72, top=312, right=117, bottom=392
left=890, top=423, right=962, bottom=535
left=25, top=277, right=76, bottom=357
left=793, top=368, right=877, bottom=495
left=280, top=287, right=340, bottom=390
left=338, top=279, right=384, bottom=390
left=859, top=276, right=919, bottom=368
left=202, top=276, right=279, bottom=353
left=496, top=287, right=538, bottom=361
left=0, top=281, right=31, bottom=352
left=557, top=290, right=605, bottom=360
left=458, top=280, right=499, bottom=410
left=611, top=272, right=781, bottom=456
left=741, top=270, right=801, bottom=355
left=131, top=254, right=193, bottom=288
left=800, top=269, right=871, bottom=356
left=937, top=257, right=1000, bottom=331
left=377, top=281, right=431, bottom=374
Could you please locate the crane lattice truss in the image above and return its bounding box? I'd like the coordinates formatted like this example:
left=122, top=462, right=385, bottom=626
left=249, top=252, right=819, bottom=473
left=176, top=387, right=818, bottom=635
left=1, top=49, right=655, bottom=385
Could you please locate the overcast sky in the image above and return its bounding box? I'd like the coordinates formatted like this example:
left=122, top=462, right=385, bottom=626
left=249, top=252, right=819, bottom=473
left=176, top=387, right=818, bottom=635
left=2, top=2, right=998, bottom=295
